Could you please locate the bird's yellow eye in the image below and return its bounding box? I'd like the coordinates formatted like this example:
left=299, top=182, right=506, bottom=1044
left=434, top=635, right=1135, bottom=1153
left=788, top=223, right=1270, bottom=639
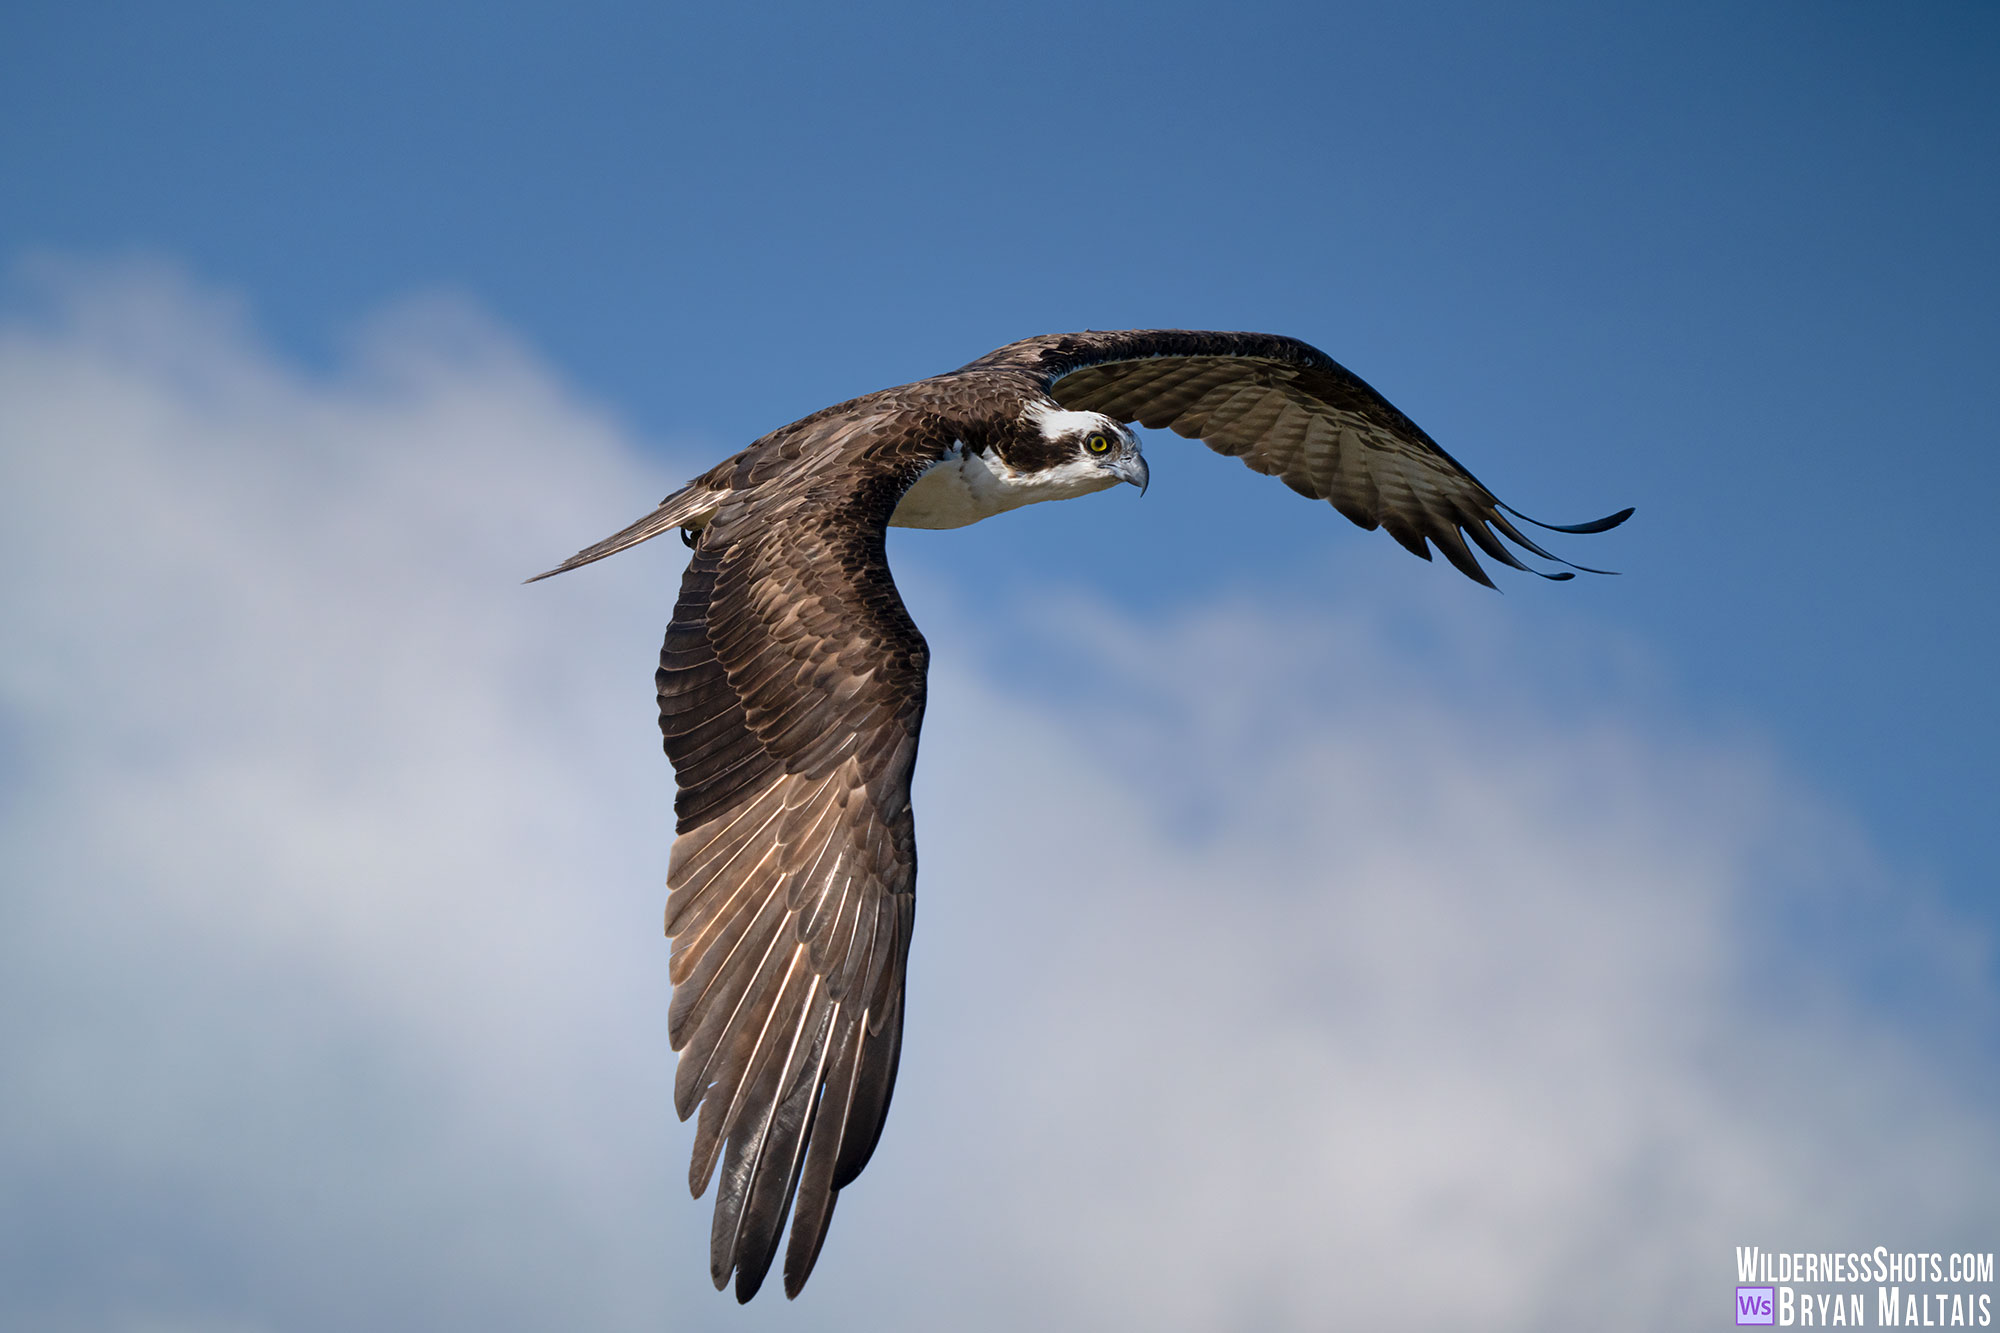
left=1086, top=433, right=1111, bottom=454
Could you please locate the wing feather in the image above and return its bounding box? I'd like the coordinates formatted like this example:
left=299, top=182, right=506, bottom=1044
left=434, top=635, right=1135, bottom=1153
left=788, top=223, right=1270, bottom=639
left=699, top=942, right=815, bottom=1182
left=678, top=879, right=795, bottom=1132
left=725, top=983, right=835, bottom=1300
left=836, top=984, right=905, bottom=1174
left=781, top=1002, right=862, bottom=1295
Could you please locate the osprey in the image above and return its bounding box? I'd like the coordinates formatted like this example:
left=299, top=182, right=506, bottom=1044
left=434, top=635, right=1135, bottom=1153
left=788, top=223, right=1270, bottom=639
left=532, top=329, right=1630, bottom=1301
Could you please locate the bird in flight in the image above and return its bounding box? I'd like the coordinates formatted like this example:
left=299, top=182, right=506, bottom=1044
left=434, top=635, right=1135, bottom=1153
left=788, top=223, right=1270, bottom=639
left=531, top=329, right=1630, bottom=1301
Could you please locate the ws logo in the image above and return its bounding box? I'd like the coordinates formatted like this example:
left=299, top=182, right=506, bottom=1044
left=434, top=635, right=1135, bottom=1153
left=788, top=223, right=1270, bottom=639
left=1736, top=1286, right=1776, bottom=1325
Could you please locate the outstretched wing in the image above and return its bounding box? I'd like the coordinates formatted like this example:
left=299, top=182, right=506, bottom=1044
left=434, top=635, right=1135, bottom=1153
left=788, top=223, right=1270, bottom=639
left=636, top=409, right=945, bottom=1301
left=968, top=329, right=1632, bottom=587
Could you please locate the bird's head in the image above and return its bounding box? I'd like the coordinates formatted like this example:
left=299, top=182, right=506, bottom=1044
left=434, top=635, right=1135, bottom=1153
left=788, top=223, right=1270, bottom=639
left=1023, top=404, right=1149, bottom=495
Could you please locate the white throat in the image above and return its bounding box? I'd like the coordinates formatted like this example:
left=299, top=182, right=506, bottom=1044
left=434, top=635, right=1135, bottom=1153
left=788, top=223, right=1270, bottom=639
left=889, top=442, right=1118, bottom=529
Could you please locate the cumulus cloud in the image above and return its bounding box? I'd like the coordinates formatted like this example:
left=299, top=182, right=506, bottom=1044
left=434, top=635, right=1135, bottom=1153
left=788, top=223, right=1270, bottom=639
left=2, top=259, right=1992, bottom=1332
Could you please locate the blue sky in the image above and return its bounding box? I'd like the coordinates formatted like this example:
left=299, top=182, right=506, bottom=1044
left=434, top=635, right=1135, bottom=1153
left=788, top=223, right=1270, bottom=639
left=3, top=3, right=1997, bottom=1329
left=9, top=1, right=1995, bottom=895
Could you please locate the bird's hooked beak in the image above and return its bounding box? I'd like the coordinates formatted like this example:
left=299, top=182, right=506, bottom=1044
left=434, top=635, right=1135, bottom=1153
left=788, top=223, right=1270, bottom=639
left=1114, top=452, right=1149, bottom=496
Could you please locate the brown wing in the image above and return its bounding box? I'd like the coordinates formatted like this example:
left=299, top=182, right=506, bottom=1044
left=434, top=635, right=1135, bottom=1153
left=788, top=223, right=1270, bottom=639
left=967, top=329, right=1632, bottom=586
left=653, top=410, right=945, bottom=1301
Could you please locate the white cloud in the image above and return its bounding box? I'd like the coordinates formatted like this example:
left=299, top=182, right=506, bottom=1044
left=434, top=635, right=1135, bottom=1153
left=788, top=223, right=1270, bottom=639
left=2, top=259, right=1992, bottom=1332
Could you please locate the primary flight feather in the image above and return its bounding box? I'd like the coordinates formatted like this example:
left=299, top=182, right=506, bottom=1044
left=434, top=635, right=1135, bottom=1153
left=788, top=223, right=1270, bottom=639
left=531, top=328, right=1631, bottom=1301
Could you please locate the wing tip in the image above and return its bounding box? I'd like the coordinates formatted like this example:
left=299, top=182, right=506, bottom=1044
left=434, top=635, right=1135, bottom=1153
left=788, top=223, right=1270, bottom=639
left=1498, top=502, right=1635, bottom=536
left=1484, top=504, right=1630, bottom=580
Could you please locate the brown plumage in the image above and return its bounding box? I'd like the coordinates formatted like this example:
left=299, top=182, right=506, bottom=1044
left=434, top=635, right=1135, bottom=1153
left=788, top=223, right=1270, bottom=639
left=531, top=329, right=1630, bottom=1301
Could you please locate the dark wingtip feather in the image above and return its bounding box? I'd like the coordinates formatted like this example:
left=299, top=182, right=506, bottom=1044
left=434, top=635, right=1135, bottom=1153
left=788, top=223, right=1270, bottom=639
left=1487, top=510, right=1623, bottom=578
left=1430, top=526, right=1498, bottom=589
left=1498, top=503, right=1634, bottom=535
